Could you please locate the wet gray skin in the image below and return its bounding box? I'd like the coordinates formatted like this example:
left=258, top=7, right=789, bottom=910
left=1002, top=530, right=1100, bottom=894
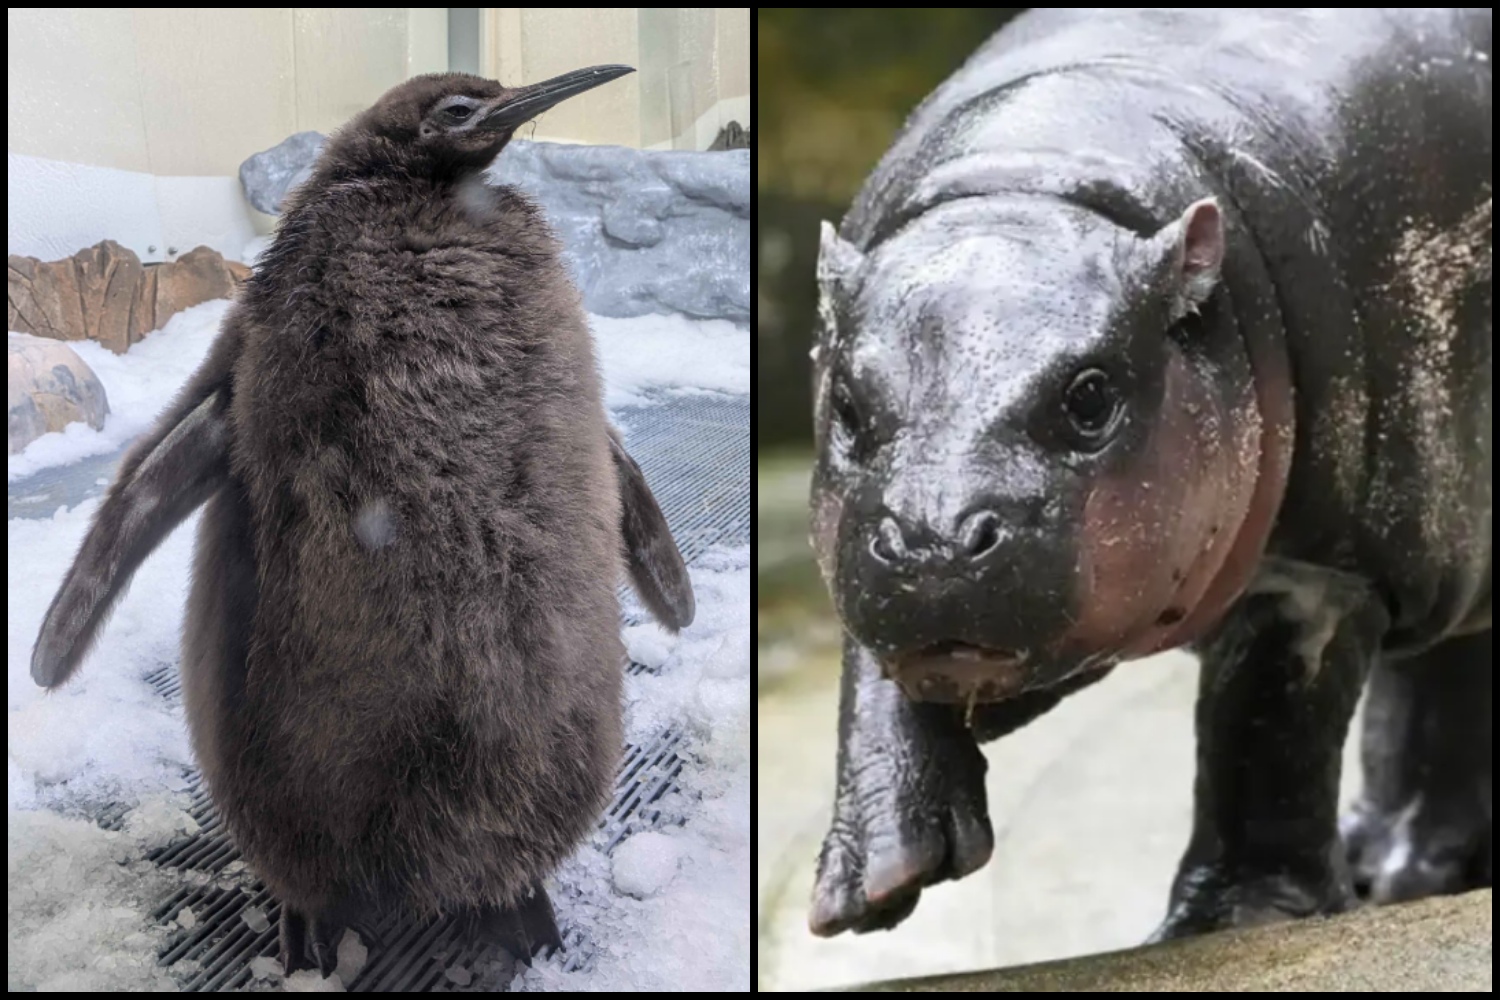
left=809, top=7, right=1491, bottom=942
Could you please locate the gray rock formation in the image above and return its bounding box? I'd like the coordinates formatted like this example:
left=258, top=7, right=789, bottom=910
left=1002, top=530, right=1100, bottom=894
left=7, top=242, right=248, bottom=353
left=709, top=121, right=750, bottom=151
left=8, top=333, right=109, bottom=454
left=490, top=140, right=749, bottom=322
left=238, top=131, right=326, bottom=215
left=154, top=247, right=250, bottom=325
left=241, top=132, right=749, bottom=323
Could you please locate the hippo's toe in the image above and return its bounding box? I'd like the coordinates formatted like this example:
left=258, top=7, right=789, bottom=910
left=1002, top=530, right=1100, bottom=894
left=1343, top=800, right=1492, bottom=903
left=1150, top=865, right=1354, bottom=942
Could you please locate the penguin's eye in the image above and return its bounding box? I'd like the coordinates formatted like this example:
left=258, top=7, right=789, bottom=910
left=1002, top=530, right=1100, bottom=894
left=446, top=105, right=473, bottom=121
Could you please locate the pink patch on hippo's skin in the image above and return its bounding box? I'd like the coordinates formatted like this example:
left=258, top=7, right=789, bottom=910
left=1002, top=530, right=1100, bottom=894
left=1066, top=349, right=1266, bottom=662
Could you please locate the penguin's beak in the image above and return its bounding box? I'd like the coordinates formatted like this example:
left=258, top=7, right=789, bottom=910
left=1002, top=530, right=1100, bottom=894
left=478, top=64, right=635, bottom=134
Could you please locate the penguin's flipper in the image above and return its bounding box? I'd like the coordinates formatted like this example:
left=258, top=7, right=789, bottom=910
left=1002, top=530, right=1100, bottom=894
left=608, top=427, right=695, bottom=631
left=31, top=326, right=241, bottom=689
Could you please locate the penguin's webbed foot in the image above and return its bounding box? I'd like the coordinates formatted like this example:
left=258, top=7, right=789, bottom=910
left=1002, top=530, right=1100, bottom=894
left=278, top=904, right=347, bottom=978
left=462, top=880, right=564, bottom=963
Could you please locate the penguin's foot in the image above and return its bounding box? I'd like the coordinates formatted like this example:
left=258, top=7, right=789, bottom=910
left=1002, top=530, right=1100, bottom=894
left=461, top=881, right=564, bottom=962
left=278, top=904, right=347, bottom=978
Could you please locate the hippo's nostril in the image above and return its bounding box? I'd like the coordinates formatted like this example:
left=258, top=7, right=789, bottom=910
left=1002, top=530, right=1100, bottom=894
left=959, top=510, right=1004, bottom=560
left=869, top=516, right=907, bottom=566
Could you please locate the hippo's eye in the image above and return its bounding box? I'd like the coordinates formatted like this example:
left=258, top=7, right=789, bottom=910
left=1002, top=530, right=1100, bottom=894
left=446, top=105, right=473, bottom=121
left=1063, top=368, right=1121, bottom=444
left=831, top=382, right=859, bottom=434
left=829, top=379, right=865, bottom=451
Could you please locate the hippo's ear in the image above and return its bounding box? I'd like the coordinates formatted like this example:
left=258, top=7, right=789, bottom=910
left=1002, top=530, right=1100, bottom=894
left=818, top=221, right=865, bottom=289
left=817, top=222, right=865, bottom=358
left=1156, top=198, right=1225, bottom=321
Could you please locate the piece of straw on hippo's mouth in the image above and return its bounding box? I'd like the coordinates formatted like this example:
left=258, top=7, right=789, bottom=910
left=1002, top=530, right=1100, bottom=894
left=883, top=641, right=1032, bottom=706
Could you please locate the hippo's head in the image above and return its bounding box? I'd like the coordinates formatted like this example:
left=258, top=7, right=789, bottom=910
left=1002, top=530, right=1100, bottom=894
left=811, top=196, right=1280, bottom=705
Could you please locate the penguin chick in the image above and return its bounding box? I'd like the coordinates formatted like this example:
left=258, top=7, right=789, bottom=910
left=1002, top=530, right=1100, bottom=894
left=31, top=65, right=695, bottom=975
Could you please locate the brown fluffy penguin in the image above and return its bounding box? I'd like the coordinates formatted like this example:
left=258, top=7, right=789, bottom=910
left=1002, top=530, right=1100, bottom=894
left=30, top=65, right=697, bottom=976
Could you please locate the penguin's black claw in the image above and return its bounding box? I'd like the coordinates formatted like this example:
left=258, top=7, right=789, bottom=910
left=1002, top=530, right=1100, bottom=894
left=515, top=882, right=564, bottom=957
left=278, top=906, right=311, bottom=975
left=278, top=904, right=347, bottom=979
left=312, top=940, right=333, bottom=976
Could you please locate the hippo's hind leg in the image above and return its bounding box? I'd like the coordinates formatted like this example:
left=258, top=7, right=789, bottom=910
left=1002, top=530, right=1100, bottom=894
left=1154, top=581, right=1386, bottom=940
left=1343, top=630, right=1492, bottom=902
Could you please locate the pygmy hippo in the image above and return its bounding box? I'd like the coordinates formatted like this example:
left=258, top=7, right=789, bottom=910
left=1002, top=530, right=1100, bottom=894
left=810, top=7, right=1491, bottom=941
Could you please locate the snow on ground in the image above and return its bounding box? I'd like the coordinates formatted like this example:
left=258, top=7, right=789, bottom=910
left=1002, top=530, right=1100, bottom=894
left=516, top=546, right=751, bottom=993
left=8, top=306, right=749, bottom=482
left=589, top=313, right=750, bottom=407
left=7, top=303, right=749, bottom=991
left=7, top=300, right=230, bottom=482
left=8, top=502, right=199, bottom=811
left=8, top=797, right=193, bottom=991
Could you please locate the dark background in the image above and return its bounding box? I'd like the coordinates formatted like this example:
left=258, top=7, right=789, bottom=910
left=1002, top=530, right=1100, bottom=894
left=757, top=8, right=1025, bottom=450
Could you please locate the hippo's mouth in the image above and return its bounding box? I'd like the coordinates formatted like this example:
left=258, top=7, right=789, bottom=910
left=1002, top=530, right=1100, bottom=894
left=883, top=641, right=1033, bottom=705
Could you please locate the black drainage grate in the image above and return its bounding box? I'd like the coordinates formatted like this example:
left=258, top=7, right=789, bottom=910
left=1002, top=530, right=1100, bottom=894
left=141, top=725, right=690, bottom=991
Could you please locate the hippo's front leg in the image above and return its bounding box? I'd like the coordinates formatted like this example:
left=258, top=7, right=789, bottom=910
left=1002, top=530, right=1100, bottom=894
left=1156, top=575, right=1387, bottom=939
left=809, top=637, right=994, bottom=936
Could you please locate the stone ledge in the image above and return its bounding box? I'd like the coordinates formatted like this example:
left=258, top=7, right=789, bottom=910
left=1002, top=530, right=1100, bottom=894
left=8, top=241, right=248, bottom=354
left=829, top=891, right=1492, bottom=992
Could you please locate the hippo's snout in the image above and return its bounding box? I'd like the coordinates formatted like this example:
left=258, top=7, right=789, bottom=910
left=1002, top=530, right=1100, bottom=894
left=836, top=494, right=1080, bottom=700
left=867, top=509, right=1007, bottom=570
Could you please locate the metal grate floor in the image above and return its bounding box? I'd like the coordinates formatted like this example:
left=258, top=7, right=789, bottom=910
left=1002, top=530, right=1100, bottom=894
left=110, top=391, right=748, bottom=991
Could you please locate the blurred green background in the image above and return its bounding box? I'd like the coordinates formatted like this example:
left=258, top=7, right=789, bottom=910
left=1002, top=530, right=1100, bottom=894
left=757, top=9, right=1024, bottom=651
left=757, top=7, right=1023, bottom=449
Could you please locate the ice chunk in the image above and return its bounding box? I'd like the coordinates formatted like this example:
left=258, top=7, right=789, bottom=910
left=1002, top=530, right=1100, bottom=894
left=124, top=798, right=200, bottom=851
left=284, top=969, right=344, bottom=991
left=250, top=955, right=284, bottom=980
left=335, top=930, right=368, bottom=982
left=623, top=623, right=677, bottom=669
left=612, top=831, right=683, bottom=898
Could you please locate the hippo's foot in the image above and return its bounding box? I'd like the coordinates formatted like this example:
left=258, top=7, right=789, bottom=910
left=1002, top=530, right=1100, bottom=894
left=809, top=787, right=993, bottom=936
left=808, top=740, right=993, bottom=936
left=1344, top=630, right=1492, bottom=904
left=1150, top=864, right=1355, bottom=941
left=1343, top=798, right=1493, bottom=903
